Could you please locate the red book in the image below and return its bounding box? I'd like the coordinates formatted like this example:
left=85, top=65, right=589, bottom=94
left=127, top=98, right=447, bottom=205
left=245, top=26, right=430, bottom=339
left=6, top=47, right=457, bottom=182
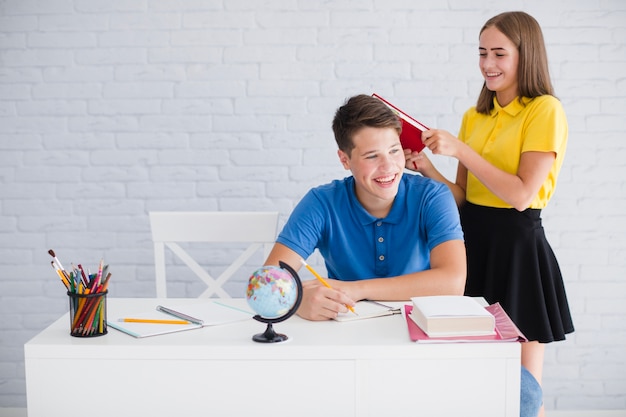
left=404, top=303, right=527, bottom=343
left=372, top=93, right=429, bottom=153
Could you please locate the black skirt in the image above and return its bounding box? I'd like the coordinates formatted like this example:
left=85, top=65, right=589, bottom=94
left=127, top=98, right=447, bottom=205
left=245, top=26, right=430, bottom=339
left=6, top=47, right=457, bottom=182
left=460, top=202, right=574, bottom=343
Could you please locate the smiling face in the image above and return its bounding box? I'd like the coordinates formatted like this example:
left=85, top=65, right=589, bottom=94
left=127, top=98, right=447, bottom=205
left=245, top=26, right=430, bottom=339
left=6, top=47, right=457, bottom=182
left=338, top=126, right=405, bottom=218
left=479, top=26, right=520, bottom=107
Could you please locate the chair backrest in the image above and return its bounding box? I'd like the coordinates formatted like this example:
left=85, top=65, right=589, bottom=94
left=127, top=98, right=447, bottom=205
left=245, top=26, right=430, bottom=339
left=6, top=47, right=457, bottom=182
left=149, top=211, right=279, bottom=298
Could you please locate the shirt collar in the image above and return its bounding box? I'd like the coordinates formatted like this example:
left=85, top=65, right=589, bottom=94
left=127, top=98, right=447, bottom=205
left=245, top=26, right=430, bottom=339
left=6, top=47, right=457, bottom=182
left=347, top=176, right=405, bottom=226
left=492, top=96, right=532, bottom=117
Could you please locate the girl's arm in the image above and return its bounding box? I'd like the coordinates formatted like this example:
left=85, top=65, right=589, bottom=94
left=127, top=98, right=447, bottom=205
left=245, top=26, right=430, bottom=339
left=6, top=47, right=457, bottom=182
left=421, top=129, right=555, bottom=211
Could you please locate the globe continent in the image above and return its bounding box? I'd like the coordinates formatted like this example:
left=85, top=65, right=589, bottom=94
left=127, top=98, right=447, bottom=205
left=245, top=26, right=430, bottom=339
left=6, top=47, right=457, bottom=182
left=246, top=266, right=298, bottom=319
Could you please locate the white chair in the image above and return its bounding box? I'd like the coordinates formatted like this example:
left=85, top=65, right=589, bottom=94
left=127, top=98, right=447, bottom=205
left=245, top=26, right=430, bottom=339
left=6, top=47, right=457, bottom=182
left=149, top=211, right=279, bottom=298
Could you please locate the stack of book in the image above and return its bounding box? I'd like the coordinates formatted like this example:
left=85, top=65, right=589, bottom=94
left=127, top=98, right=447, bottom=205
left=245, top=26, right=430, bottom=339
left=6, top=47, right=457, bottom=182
left=409, top=295, right=495, bottom=337
left=405, top=295, right=526, bottom=343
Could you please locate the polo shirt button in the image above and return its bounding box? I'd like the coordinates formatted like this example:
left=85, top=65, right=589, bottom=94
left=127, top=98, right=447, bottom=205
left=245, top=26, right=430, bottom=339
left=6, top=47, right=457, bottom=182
left=378, top=237, right=384, bottom=243
left=379, top=255, right=385, bottom=261
left=376, top=221, right=382, bottom=226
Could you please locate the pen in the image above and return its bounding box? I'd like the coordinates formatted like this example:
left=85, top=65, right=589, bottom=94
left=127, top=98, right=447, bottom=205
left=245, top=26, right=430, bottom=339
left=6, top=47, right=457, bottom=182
left=77, top=264, right=89, bottom=287
left=300, top=259, right=357, bottom=315
left=96, top=258, right=104, bottom=286
left=156, top=305, right=204, bottom=325
left=118, top=318, right=191, bottom=325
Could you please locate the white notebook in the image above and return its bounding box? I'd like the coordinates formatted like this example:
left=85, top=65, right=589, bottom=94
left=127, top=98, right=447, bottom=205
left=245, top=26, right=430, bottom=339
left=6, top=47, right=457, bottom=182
left=107, top=300, right=253, bottom=338
left=334, top=300, right=402, bottom=322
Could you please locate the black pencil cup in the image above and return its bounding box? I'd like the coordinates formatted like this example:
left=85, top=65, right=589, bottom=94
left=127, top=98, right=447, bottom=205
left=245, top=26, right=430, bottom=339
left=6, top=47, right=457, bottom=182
left=67, top=290, right=108, bottom=337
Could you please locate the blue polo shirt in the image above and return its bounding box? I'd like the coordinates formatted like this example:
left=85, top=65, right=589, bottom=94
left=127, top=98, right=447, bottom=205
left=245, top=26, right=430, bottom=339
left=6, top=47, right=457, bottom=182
left=276, top=174, right=464, bottom=281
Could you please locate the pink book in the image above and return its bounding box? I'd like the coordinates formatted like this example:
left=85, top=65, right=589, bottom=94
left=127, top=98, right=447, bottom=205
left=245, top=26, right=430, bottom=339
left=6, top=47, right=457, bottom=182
left=404, top=302, right=527, bottom=343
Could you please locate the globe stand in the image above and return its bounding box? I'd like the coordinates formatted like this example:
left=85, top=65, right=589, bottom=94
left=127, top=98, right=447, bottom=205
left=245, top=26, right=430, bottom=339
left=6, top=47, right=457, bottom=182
left=252, top=323, right=288, bottom=343
left=250, top=261, right=303, bottom=344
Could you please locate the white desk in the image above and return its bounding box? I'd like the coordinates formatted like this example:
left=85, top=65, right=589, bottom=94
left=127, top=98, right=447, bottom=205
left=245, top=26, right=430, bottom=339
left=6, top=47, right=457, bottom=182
left=25, top=298, right=520, bottom=417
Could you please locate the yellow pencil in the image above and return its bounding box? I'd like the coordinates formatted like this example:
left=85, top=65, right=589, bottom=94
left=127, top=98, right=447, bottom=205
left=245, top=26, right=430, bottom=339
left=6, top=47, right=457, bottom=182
left=118, top=318, right=191, bottom=325
left=300, top=259, right=357, bottom=315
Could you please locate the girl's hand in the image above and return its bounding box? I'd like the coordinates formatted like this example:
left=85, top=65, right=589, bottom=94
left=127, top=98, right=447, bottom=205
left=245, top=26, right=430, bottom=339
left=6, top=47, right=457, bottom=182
left=422, top=129, right=463, bottom=158
left=404, top=149, right=437, bottom=177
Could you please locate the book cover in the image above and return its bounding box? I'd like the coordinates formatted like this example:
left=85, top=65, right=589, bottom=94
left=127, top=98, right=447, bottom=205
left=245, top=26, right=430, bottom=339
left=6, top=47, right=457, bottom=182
left=409, top=295, right=496, bottom=337
left=404, top=303, right=527, bottom=344
left=372, top=93, right=429, bottom=154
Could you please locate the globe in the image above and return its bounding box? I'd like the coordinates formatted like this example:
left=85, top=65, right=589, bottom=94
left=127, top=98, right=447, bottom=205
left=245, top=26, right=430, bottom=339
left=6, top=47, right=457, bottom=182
left=245, top=261, right=303, bottom=343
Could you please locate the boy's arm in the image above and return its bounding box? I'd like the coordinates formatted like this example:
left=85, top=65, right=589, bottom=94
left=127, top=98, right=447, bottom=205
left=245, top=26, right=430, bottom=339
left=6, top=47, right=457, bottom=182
left=263, top=242, right=305, bottom=274
left=332, top=239, right=466, bottom=302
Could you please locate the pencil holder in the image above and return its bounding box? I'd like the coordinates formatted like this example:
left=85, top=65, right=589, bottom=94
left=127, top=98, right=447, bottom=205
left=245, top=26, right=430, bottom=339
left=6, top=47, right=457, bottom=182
left=67, top=290, right=108, bottom=337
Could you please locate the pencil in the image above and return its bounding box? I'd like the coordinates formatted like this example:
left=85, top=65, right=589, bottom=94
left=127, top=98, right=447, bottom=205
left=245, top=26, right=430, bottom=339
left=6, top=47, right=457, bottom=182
left=300, top=259, right=357, bottom=315
left=118, top=318, right=191, bottom=325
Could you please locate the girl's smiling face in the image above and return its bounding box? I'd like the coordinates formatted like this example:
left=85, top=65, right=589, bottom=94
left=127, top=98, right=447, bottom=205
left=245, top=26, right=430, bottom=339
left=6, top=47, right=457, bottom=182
left=337, top=126, right=405, bottom=218
left=479, top=26, right=520, bottom=107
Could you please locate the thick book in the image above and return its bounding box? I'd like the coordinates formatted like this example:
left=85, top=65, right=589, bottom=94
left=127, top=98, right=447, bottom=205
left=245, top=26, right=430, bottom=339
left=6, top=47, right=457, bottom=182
left=409, top=295, right=496, bottom=337
left=334, top=300, right=402, bottom=322
left=107, top=300, right=253, bottom=338
left=405, top=302, right=527, bottom=343
left=372, top=93, right=429, bottom=154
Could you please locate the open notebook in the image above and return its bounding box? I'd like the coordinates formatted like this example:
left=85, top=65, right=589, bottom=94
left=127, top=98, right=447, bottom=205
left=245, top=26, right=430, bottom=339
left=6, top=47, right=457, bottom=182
left=334, top=300, right=402, bottom=322
left=107, top=300, right=253, bottom=338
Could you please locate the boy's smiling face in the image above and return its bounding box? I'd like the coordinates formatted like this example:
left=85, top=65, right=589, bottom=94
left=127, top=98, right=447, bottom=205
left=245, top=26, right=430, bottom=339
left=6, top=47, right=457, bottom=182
left=338, top=126, right=405, bottom=218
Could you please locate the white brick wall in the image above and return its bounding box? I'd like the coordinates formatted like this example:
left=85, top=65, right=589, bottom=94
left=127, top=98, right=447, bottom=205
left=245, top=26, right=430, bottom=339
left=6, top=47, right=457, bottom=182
left=1, top=0, right=625, bottom=411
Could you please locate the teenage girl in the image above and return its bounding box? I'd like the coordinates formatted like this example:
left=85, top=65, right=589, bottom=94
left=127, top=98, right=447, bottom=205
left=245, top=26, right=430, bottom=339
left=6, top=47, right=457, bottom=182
left=406, top=11, right=574, bottom=415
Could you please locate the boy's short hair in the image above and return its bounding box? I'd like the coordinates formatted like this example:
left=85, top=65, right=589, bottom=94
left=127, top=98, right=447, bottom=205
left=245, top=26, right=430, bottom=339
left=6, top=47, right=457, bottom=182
left=332, top=94, right=402, bottom=156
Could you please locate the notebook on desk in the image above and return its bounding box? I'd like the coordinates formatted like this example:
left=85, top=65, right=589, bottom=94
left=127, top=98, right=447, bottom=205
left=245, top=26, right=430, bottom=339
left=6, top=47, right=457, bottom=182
left=107, top=300, right=254, bottom=338
left=334, top=300, right=402, bottom=322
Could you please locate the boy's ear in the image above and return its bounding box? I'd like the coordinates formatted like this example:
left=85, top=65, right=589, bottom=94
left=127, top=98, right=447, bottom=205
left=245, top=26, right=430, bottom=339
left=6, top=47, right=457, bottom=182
left=337, top=149, right=350, bottom=170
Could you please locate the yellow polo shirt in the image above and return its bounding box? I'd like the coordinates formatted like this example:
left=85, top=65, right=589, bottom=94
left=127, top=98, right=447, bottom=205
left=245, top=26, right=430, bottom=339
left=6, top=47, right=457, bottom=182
left=458, top=95, right=568, bottom=209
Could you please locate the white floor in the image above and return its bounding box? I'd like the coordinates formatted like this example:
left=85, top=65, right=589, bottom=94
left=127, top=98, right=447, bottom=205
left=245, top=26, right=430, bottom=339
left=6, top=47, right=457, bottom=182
left=550, top=412, right=626, bottom=417
left=0, top=409, right=26, bottom=417
left=1, top=408, right=625, bottom=417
